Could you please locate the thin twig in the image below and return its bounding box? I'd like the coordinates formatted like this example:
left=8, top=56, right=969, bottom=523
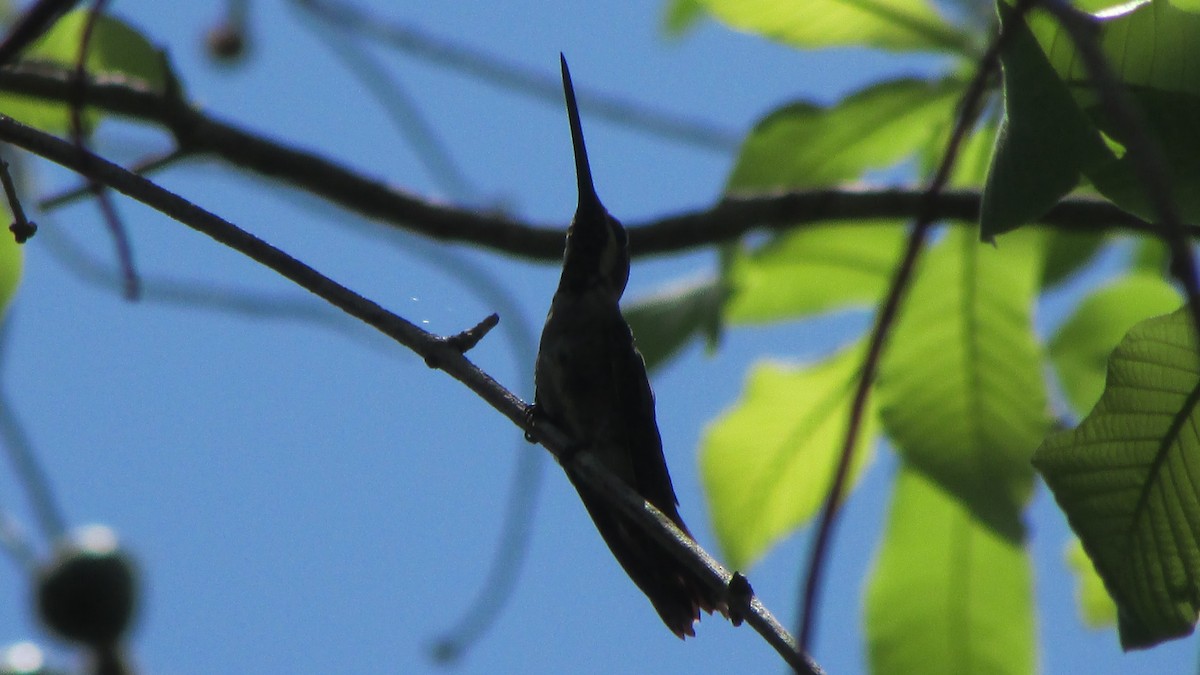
left=442, top=312, right=499, bottom=354
left=69, top=0, right=139, bottom=299
left=0, top=113, right=819, bottom=673
left=0, top=308, right=67, bottom=543
left=300, top=13, right=477, bottom=200
left=0, top=65, right=1175, bottom=261
left=0, top=509, right=39, bottom=573
left=291, top=0, right=740, bottom=152
left=0, top=160, right=36, bottom=242
left=0, top=391, right=68, bottom=542
left=39, top=147, right=189, bottom=209
left=795, top=0, right=1037, bottom=654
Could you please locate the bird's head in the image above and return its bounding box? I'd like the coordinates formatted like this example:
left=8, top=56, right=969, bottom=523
left=558, top=55, right=630, bottom=300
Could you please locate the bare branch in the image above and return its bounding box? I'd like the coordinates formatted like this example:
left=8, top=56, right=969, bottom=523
left=69, top=0, right=139, bottom=300
left=0, top=160, right=36, bottom=242
left=0, top=113, right=820, bottom=673
left=0, top=65, right=1172, bottom=264
left=39, top=148, right=189, bottom=208
left=442, top=312, right=500, bottom=355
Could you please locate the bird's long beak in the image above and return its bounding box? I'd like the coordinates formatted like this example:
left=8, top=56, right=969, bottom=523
left=560, top=54, right=603, bottom=215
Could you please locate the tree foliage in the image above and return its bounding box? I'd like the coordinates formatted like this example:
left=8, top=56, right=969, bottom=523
left=0, top=0, right=1197, bottom=673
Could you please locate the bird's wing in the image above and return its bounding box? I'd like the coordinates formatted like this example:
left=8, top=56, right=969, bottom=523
left=604, top=299, right=686, bottom=524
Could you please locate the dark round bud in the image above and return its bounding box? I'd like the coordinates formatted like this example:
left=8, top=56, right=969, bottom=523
left=36, top=526, right=137, bottom=648
left=205, top=22, right=246, bottom=62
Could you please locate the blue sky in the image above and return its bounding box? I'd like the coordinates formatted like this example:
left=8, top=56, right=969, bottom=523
left=0, top=1, right=1195, bottom=673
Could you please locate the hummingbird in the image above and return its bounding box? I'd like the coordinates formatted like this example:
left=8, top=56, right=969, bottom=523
left=530, top=55, right=716, bottom=638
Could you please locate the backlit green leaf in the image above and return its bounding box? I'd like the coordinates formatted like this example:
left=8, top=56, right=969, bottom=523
left=865, top=465, right=1035, bottom=675
left=693, top=0, right=971, bottom=53
left=1040, top=229, right=1107, bottom=289
left=728, top=78, right=964, bottom=191
left=624, top=276, right=724, bottom=372
left=1035, top=307, right=1200, bottom=648
left=725, top=222, right=904, bottom=323
left=877, top=227, right=1048, bottom=532
left=1048, top=274, right=1181, bottom=417
left=700, top=342, right=876, bottom=569
left=723, top=78, right=961, bottom=323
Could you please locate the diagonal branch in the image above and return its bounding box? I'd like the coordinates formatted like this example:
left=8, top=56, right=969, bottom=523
left=0, top=65, right=1177, bottom=263
left=0, top=112, right=822, bottom=675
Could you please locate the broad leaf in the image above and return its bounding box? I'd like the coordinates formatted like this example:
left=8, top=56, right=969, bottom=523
left=693, top=0, right=971, bottom=53
left=728, top=78, right=964, bottom=190
left=1040, top=229, right=1107, bottom=289
left=980, top=5, right=1111, bottom=238
left=723, top=78, right=961, bottom=323
left=725, top=222, right=904, bottom=323
left=1131, top=238, right=1171, bottom=276
left=877, top=227, right=1048, bottom=532
left=1066, top=537, right=1119, bottom=628
left=700, top=342, right=876, bottom=569
left=624, top=276, right=724, bottom=372
left=865, top=465, right=1035, bottom=675
left=1048, top=274, right=1181, bottom=417
left=1035, top=307, right=1200, bottom=648
left=1027, top=0, right=1200, bottom=221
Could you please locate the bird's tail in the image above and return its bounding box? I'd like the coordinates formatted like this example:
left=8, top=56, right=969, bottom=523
left=569, top=475, right=723, bottom=638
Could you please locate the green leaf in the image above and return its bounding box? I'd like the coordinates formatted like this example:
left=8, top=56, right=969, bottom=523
left=1034, top=307, right=1200, bottom=648
left=662, top=0, right=707, bottom=36
left=693, top=0, right=971, bottom=53
left=722, top=78, right=962, bottom=324
left=0, top=10, right=170, bottom=133
left=980, top=5, right=1111, bottom=239
left=0, top=228, right=22, bottom=318
left=947, top=123, right=1001, bottom=188
left=728, top=78, right=965, bottom=190
left=1040, top=229, right=1107, bottom=289
left=1131, top=238, right=1171, bottom=276
left=1066, top=537, right=1119, bottom=628
left=1027, top=0, right=1200, bottom=221
left=865, top=465, right=1035, bottom=675
left=725, top=222, right=905, bottom=323
left=877, top=227, right=1048, bottom=532
left=1048, top=274, right=1181, bottom=417
left=700, top=342, right=876, bottom=569
left=624, top=276, right=724, bottom=372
